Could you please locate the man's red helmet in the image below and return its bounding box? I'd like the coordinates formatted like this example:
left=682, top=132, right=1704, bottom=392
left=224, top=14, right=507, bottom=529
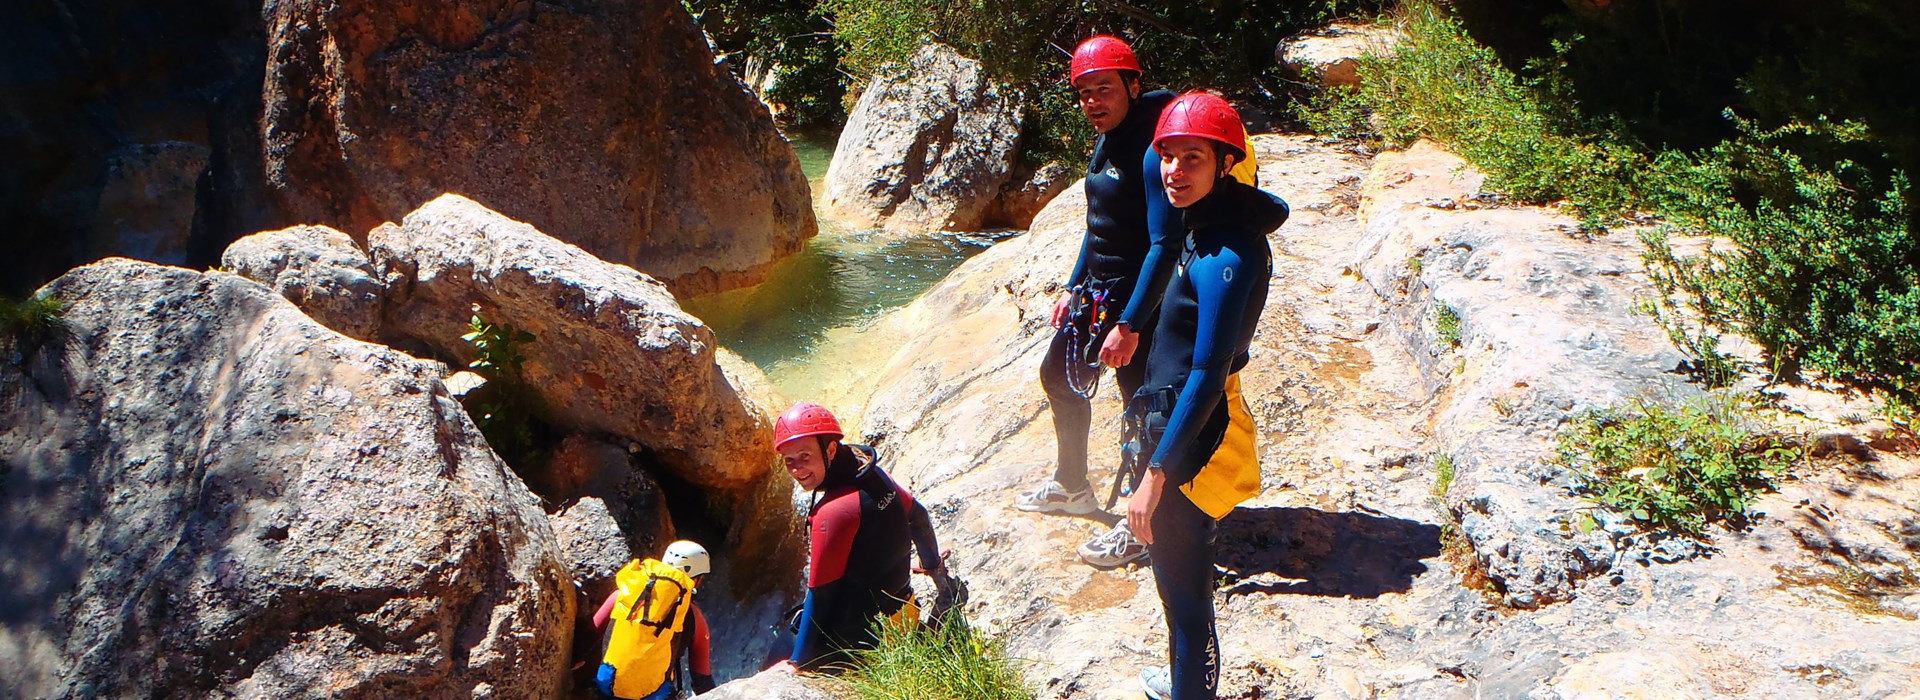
left=1069, top=35, right=1142, bottom=85
left=774, top=402, right=843, bottom=449
left=1153, top=92, right=1248, bottom=163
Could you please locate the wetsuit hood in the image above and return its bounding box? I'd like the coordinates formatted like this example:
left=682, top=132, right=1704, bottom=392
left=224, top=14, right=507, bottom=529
left=1181, top=179, right=1289, bottom=236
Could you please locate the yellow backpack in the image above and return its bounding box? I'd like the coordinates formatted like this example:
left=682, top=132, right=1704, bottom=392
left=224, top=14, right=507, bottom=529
left=1228, top=133, right=1259, bottom=187
left=601, top=559, right=696, bottom=699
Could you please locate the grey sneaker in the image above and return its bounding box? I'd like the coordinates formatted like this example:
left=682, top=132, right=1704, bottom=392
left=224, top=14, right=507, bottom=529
left=1140, top=665, right=1172, bottom=700
left=1014, top=480, right=1099, bottom=515
left=1078, top=521, right=1149, bottom=568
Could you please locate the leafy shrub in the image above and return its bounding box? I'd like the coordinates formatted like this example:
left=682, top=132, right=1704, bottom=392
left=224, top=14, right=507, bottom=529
left=1432, top=300, right=1461, bottom=347
left=1312, top=0, right=1920, bottom=418
left=1553, top=394, right=1799, bottom=534
left=1431, top=452, right=1455, bottom=498
left=460, top=308, right=544, bottom=466
left=836, top=617, right=1030, bottom=700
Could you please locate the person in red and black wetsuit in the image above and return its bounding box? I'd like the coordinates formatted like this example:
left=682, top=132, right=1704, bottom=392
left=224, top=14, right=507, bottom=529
left=765, top=402, right=958, bottom=672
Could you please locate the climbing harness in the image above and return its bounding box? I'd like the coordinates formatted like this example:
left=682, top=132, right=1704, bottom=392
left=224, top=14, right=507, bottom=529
left=1104, top=388, right=1169, bottom=510
left=1063, top=279, right=1116, bottom=399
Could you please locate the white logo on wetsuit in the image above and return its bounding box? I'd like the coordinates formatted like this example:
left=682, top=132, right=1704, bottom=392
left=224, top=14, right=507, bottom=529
left=1103, top=166, right=1121, bottom=180
left=1221, top=266, right=1233, bottom=283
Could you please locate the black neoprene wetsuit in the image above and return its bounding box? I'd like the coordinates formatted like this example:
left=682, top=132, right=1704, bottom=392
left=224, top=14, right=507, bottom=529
left=790, top=444, right=942, bottom=670
left=1139, top=177, right=1287, bottom=700
left=1039, top=89, right=1182, bottom=493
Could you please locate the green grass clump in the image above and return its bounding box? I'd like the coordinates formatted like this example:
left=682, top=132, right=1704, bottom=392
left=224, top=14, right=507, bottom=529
left=1432, top=301, right=1462, bottom=347
left=2, top=292, right=67, bottom=345
left=1553, top=394, right=1800, bottom=535
left=836, top=618, right=1030, bottom=700
left=1431, top=452, right=1455, bottom=498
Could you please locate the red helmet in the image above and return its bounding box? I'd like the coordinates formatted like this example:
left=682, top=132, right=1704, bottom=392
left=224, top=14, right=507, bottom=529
left=774, top=402, right=843, bottom=449
left=1069, top=35, right=1142, bottom=85
left=1154, top=92, right=1248, bottom=162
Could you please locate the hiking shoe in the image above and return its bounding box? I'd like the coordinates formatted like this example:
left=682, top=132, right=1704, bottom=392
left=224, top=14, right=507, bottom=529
left=1014, top=480, right=1099, bottom=515
left=1140, top=665, right=1173, bottom=700
left=1078, top=521, right=1149, bottom=568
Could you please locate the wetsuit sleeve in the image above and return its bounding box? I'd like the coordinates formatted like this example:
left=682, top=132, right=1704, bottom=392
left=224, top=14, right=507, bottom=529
left=791, top=494, right=860, bottom=668
left=592, top=589, right=618, bottom=631
left=688, top=604, right=715, bottom=693
left=1148, top=241, right=1260, bottom=487
left=1119, top=146, right=1181, bottom=329
left=901, top=487, right=943, bottom=573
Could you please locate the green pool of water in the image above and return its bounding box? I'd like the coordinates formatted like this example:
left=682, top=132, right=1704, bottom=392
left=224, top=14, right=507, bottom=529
left=680, top=134, right=1014, bottom=399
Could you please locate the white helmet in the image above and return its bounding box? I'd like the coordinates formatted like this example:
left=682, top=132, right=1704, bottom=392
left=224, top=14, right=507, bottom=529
left=662, top=540, right=712, bottom=578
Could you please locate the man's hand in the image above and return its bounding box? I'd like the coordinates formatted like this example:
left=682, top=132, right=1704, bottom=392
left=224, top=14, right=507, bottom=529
left=1127, top=468, right=1167, bottom=546
left=1050, top=292, right=1073, bottom=328
left=1100, top=324, right=1139, bottom=367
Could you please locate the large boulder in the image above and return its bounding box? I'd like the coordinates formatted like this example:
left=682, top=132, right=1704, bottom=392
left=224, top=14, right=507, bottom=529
left=260, top=0, right=816, bottom=297
left=822, top=43, right=1024, bottom=233
left=222, top=224, right=385, bottom=340
left=1275, top=22, right=1404, bottom=89
left=0, top=258, right=571, bottom=699
left=368, top=194, right=806, bottom=597
left=703, top=670, right=837, bottom=700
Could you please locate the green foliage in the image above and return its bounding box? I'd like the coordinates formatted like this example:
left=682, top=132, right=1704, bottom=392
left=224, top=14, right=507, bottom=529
left=1, top=292, right=66, bottom=344
left=820, top=0, right=1386, bottom=169
left=1431, top=452, right=1454, bottom=498
left=686, top=0, right=846, bottom=132
left=836, top=617, right=1031, bottom=700
left=1318, top=0, right=1920, bottom=418
left=1432, top=300, right=1461, bottom=347
left=460, top=309, right=543, bottom=466
left=463, top=313, right=536, bottom=377
left=1553, top=394, right=1800, bottom=535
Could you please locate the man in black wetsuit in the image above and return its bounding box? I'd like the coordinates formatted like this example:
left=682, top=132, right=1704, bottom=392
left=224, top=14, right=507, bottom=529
left=1015, top=34, right=1181, bottom=569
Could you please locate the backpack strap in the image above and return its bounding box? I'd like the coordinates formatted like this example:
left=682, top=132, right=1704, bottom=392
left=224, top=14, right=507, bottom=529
left=627, top=574, right=688, bottom=637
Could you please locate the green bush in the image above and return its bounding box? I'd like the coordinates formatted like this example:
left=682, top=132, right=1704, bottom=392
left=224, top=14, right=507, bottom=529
left=1432, top=300, right=1461, bottom=347
left=460, top=309, right=543, bottom=466
left=1553, top=394, right=1800, bottom=535
left=1309, top=0, right=1920, bottom=418
left=835, top=618, right=1030, bottom=700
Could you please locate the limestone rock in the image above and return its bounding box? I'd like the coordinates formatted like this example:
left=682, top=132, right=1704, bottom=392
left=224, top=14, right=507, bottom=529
left=1276, top=22, right=1404, bottom=89
left=0, top=258, right=571, bottom=699
left=368, top=194, right=807, bottom=604
left=88, top=141, right=210, bottom=266
left=822, top=43, right=1024, bottom=233
left=1356, top=139, right=1686, bottom=607
left=222, top=224, right=384, bottom=340
left=987, top=161, right=1075, bottom=229
left=704, top=670, right=838, bottom=700
left=542, top=436, right=675, bottom=605
left=370, top=194, right=774, bottom=493
left=261, top=0, right=816, bottom=297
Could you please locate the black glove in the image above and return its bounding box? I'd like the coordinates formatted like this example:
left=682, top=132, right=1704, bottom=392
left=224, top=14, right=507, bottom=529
left=691, top=673, right=716, bottom=695
left=927, top=567, right=967, bottom=625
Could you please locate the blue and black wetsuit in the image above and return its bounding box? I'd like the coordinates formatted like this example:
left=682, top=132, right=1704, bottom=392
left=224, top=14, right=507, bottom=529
left=1139, top=177, right=1287, bottom=700
left=1039, top=89, right=1183, bottom=493
left=790, top=444, right=942, bottom=670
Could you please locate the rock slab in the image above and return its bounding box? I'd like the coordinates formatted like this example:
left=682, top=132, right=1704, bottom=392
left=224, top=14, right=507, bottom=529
left=0, top=258, right=571, bottom=699
left=222, top=223, right=385, bottom=340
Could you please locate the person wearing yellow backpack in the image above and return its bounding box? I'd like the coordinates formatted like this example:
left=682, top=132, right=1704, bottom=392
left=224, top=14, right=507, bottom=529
left=591, top=540, right=717, bottom=698
left=1125, top=92, right=1284, bottom=700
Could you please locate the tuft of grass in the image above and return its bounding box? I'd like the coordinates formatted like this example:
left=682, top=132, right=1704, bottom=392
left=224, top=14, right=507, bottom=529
left=836, top=617, right=1030, bottom=700
left=1431, top=452, right=1455, bottom=498
left=1775, top=563, right=1919, bottom=621
left=2, top=292, right=67, bottom=345
left=1553, top=393, right=1801, bottom=535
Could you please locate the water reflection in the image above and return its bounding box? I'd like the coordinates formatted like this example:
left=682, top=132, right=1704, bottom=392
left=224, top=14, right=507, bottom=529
left=679, top=134, right=1015, bottom=396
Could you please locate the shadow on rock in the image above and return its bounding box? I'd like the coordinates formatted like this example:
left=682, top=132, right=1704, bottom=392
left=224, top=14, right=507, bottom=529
left=1214, top=506, right=1443, bottom=599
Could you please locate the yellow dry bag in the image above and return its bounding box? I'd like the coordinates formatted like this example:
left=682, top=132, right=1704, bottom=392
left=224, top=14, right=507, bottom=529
left=601, top=559, right=695, bottom=699
left=1179, top=372, right=1262, bottom=519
